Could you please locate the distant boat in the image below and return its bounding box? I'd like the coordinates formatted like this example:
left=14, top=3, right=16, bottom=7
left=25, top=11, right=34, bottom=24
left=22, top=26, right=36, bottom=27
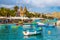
left=37, top=22, right=55, bottom=28
left=37, top=22, right=45, bottom=25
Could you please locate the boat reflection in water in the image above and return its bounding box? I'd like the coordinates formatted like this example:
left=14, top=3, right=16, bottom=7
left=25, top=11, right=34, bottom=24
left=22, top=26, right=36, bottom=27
left=24, top=34, right=43, bottom=40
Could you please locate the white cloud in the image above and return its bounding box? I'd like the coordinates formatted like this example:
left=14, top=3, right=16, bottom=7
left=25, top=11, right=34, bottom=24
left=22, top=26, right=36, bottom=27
left=0, top=4, right=14, bottom=8
left=23, top=0, right=60, bottom=8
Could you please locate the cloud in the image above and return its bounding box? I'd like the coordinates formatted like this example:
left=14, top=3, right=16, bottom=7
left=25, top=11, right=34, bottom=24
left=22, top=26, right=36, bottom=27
left=0, top=4, right=14, bottom=8
left=0, top=0, right=60, bottom=13
left=0, top=0, right=60, bottom=8
left=23, top=0, right=60, bottom=8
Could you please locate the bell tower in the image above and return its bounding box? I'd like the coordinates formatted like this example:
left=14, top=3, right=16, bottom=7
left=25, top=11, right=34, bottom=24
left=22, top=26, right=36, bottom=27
left=20, top=6, right=27, bottom=17
left=20, top=6, right=24, bottom=17
left=23, top=6, right=27, bottom=17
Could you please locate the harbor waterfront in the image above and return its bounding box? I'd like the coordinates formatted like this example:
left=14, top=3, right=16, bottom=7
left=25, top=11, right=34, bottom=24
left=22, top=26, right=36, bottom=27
left=0, top=0, right=60, bottom=40
left=0, top=17, right=60, bottom=40
left=0, top=24, right=60, bottom=40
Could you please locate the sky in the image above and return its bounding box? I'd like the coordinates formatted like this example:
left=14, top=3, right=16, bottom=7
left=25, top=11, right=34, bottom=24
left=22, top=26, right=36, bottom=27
left=0, top=0, right=60, bottom=13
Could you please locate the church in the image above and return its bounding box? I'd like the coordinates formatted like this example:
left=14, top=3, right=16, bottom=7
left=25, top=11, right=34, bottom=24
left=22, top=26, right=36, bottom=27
left=17, top=6, right=27, bottom=17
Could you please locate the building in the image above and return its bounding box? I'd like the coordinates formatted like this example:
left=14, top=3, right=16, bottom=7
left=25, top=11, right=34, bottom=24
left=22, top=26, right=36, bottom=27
left=52, top=12, right=60, bottom=18
left=20, top=6, right=27, bottom=17
left=45, top=12, right=60, bottom=19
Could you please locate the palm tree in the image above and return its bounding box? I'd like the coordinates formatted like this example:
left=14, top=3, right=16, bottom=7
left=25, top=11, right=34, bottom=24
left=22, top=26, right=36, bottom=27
left=14, top=6, right=19, bottom=12
left=9, top=10, right=16, bottom=17
left=0, top=7, right=7, bottom=16
left=14, top=6, right=19, bottom=16
left=0, top=7, right=16, bottom=17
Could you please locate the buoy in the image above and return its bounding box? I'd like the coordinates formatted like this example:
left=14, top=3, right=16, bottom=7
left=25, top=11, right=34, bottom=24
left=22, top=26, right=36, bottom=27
left=48, top=31, right=51, bottom=35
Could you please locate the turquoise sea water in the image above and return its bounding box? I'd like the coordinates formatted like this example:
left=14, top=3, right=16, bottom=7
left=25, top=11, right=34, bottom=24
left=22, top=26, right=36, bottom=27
left=0, top=24, right=60, bottom=40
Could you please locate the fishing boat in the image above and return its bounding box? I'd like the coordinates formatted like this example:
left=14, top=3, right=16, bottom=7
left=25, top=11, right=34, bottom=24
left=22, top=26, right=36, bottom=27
left=23, top=23, right=43, bottom=36
left=37, top=22, right=55, bottom=28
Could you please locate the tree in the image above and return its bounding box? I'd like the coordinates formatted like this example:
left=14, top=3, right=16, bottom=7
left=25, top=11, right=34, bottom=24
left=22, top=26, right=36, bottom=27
left=0, top=7, right=7, bottom=16
left=14, top=6, right=19, bottom=12
left=9, top=10, right=16, bottom=17
left=0, top=7, right=16, bottom=17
